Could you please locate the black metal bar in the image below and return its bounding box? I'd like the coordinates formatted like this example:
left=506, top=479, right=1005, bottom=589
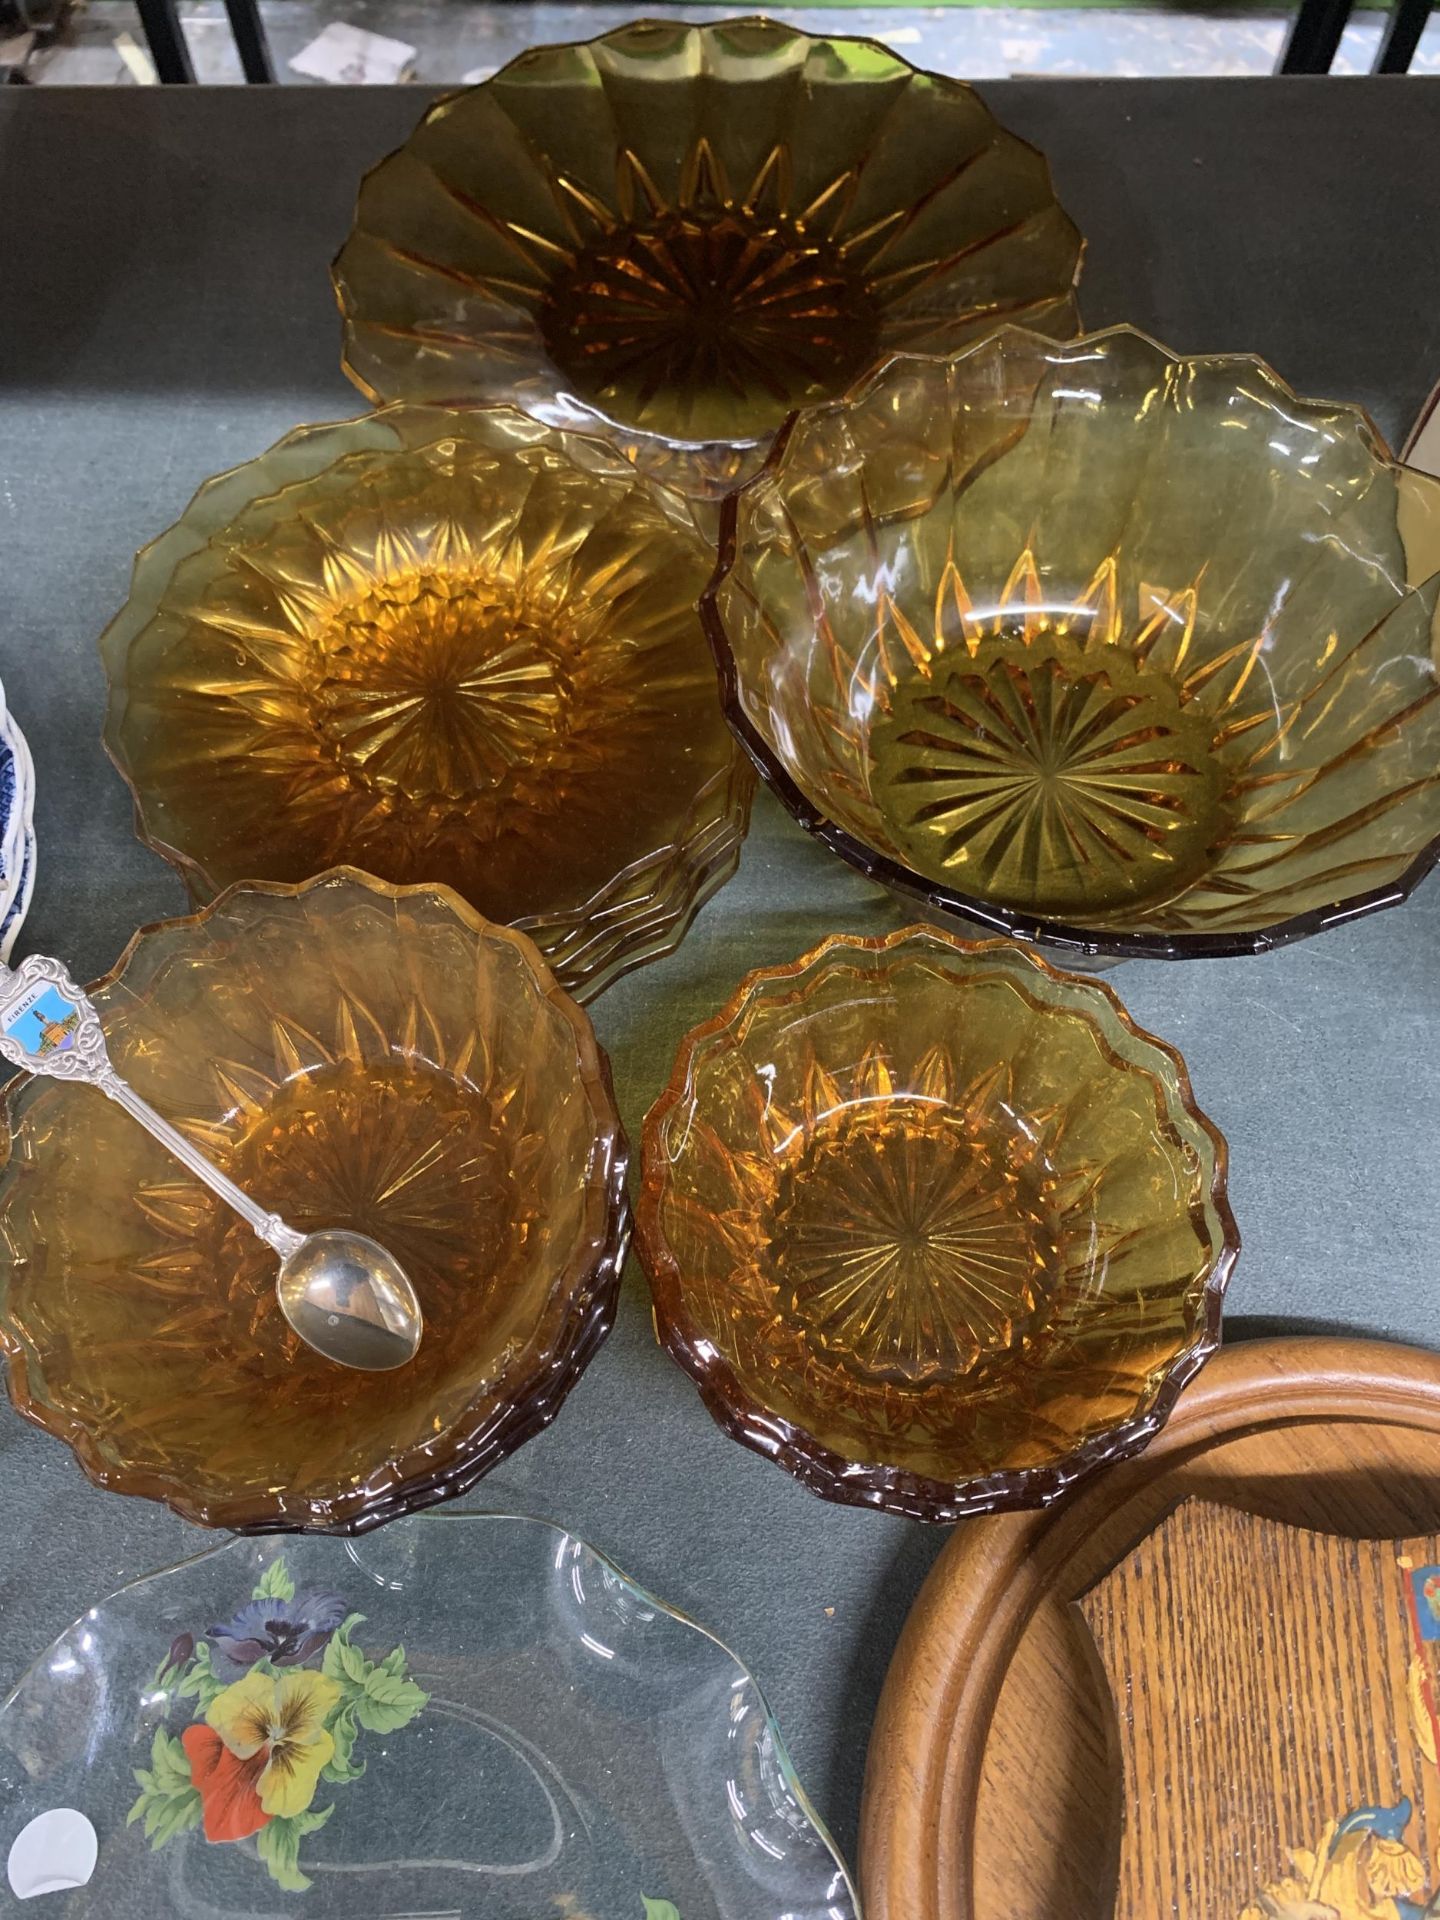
left=133, top=0, right=195, bottom=82
left=1280, top=0, right=1353, bottom=70
left=221, top=0, right=275, bottom=82
left=1374, top=0, right=1432, bottom=70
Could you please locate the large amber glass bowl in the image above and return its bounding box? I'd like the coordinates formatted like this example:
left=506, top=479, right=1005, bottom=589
left=0, top=870, right=630, bottom=1533
left=636, top=928, right=1237, bottom=1521
left=332, top=17, right=1082, bottom=495
left=100, top=403, right=752, bottom=1003
left=706, top=326, right=1440, bottom=959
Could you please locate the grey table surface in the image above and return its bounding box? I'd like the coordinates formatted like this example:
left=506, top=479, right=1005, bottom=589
left=1, top=74, right=1439, bottom=1900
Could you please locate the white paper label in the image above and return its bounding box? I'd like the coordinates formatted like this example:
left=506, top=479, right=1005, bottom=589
left=7, top=1810, right=98, bottom=1900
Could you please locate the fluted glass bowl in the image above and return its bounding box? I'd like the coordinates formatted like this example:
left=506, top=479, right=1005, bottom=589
left=706, top=326, right=1440, bottom=959
left=636, top=927, right=1237, bottom=1521
left=332, top=16, right=1083, bottom=497
left=0, top=870, right=630, bottom=1533
left=100, top=403, right=752, bottom=1003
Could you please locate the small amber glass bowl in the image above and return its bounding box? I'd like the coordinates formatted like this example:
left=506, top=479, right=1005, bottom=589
left=706, top=325, right=1440, bottom=960
left=636, top=927, right=1236, bottom=1521
left=0, top=869, right=630, bottom=1533
left=332, top=16, right=1082, bottom=497
left=100, top=402, right=753, bottom=1004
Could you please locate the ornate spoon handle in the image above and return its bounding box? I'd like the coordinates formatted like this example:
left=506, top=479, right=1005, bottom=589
left=0, top=954, right=304, bottom=1261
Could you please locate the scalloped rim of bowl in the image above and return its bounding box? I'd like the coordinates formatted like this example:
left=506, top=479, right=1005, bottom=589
left=0, top=866, right=632, bottom=1534
left=330, top=14, right=1085, bottom=461
left=636, top=925, right=1240, bottom=1523
left=701, top=322, right=1440, bottom=962
left=95, top=401, right=754, bottom=1004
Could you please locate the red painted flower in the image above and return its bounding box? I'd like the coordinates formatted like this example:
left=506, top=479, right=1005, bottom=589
left=181, top=1725, right=268, bottom=1843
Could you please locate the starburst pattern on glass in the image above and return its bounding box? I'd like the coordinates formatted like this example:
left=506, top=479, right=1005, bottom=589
left=100, top=404, right=752, bottom=1004
left=535, top=152, right=880, bottom=428
left=0, top=871, right=630, bottom=1533
left=705, top=326, right=1440, bottom=959
left=765, top=1057, right=1056, bottom=1386
left=871, top=633, right=1230, bottom=919
left=637, top=928, right=1238, bottom=1522
left=333, top=18, right=1082, bottom=493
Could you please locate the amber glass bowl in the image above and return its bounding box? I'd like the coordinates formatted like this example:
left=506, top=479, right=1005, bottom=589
left=332, top=17, right=1082, bottom=495
left=707, top=326, right=1440, bottom=960
left=100, top=403, right=752, bottom=1003
left=636, top=928, right=1237, bottom=1520
left=0, top=870, right=630, bottom=1533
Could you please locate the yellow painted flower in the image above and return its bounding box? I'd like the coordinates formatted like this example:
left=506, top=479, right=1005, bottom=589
left=1238, top=1876, right=1337, bottom=1919
left=1307, top=1830, right=1426, bottom=1918
left=1364, top=1835, right=1427, bottom=1902
left=205, top=1668, right=341, bottom=1819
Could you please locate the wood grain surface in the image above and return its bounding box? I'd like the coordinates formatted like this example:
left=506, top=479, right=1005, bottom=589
left=1082, top=1500, right=1440, bottom=1918
left=859, top=1338, right=1440, bottom=1920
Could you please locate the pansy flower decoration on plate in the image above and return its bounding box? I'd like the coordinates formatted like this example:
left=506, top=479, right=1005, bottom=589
left=129, top=1555, right=427, bottom=1892
left=0, top=1515, right=853, bottom=1916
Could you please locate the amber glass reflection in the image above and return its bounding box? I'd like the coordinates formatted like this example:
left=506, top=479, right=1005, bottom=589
left=637, top=928, right=1237, bottom=1521
left=707, top=326, right=1440, bottom=959
left=332, top=18, right=1082, bottom=493
left=0, top=871, right=629, bottom=1532
left=100, top=404, right=752, bottom=1004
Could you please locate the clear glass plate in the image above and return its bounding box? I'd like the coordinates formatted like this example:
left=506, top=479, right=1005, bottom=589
left=0, top=1511, right=857, bottom=1919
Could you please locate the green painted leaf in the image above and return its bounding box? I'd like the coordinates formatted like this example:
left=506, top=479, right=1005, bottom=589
left=128, top=1738, right=200, bottom=1854
left=253, top=1555, right=296, bottom=1604
left=256, top=1804, right=334, bottom=1893
left=174, top=1642, right=226, bottom=1715
left=255, top=1816, right=308, bottom=1893
left=338, top=1641, right=369, bottom=1686
left=642, top=1900, right=682, bottom=1920
left=175, top=1663, right=205, bottom=1701
left=320, top=1703, right=366, bottom=1785
left=321, top=1614, right=370, bottom=1691
left=149, top=1793, right=201, bottom=1850
left=150, top=1728, right=193, bottom=1792
left=379, top=1645, right=406, bottom=1678
left=362, top=1669, right=408, bottom=1703
left=353, top=1671, right=429, bottom=1735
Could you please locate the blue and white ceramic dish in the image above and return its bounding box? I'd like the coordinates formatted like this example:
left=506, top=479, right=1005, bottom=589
left=0, top=686, right=36, bottom=964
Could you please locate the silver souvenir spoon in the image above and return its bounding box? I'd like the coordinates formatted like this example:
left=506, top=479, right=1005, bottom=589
left=0, top=953, right=423, bottom=1371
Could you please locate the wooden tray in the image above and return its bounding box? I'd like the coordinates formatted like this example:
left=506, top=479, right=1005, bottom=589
left=858, top=1336, right=1440, bottom=1920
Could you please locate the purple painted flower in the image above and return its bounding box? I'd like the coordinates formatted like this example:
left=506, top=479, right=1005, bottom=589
left=165, top=1632, right=195, bottom=1673
left=206, top=1593, right=346, bottom=1678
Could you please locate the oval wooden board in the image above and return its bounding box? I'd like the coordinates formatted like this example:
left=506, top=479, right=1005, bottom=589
left=858, top=1336, right=1440, bottom=1920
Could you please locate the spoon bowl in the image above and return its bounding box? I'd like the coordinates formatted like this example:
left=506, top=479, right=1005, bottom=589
left=277, top=1229, right=423, bottom=1372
